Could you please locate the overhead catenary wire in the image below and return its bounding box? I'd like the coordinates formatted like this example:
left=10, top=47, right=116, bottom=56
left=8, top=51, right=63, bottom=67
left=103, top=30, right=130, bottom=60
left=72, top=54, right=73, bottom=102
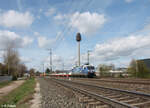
left=52, top=0, right=93, bottom=50
left=40, top=0, right=93, bottom=71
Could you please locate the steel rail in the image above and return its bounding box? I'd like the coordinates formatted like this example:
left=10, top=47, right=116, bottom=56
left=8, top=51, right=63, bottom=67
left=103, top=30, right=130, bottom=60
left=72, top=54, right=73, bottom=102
left=58, top=79, right=150, bottom=99
left=51, top=78, right=137, bottom=108
left=88, top=79, right=150, bottom=85
left=71, top=78, right=150, bottom=85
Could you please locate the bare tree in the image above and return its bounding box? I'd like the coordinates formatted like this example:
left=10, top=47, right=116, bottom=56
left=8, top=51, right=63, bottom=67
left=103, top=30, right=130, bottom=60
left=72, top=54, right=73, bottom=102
left=3, top=44, right=20, bottom=80
left=18, top=63, right=27, bottom=77
left=29, top=68, right=35, bottom=77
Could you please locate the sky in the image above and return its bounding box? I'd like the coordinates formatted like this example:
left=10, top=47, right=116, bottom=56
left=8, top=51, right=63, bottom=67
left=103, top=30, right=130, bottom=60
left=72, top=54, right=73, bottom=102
left=0, top=0, right=150, bottom=71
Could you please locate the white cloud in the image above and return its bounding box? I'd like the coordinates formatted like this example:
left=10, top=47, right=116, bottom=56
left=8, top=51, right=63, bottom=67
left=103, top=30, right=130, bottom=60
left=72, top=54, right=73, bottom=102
left=20, top=56, right=33, bottom=63
left=0, top=51, right=4, bottom=58
left=0, top=30, right=33, bottom=48
left=0, top=10, right=34, bottom=28
left=44, top=55, right=63, bottom=70
left=54, top=12, right=106, bottom=35
left=37, top=36, right=55, bottom=48
left=39, top=8, right=43, bottom=13
left=53, top=55, right=62, bottom=64
left=34, top=32, right=40, bottom=36
left=91, top=34, right=150, bottom=61
left=45, top=8, right=56, bottom=16
left=37, top=31, right=62, bottom=48
left=22, top=37, right=33, bottom=46
left=54, top=14, right=67, bottom=20
left=69, top=12, right=106, bottom=35
left=125, top=0, right=134, bottom=3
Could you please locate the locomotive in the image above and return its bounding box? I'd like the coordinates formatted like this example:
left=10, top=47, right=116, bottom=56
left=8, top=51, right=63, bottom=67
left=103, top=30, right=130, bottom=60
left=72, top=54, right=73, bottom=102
left=50, top=64, right=96, bottom=78
left=70, top=64, right=96, bottom=78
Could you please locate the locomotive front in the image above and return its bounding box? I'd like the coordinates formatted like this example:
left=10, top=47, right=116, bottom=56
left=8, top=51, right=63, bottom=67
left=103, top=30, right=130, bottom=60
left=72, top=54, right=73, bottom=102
left=82, top=65, right=96, bottom=78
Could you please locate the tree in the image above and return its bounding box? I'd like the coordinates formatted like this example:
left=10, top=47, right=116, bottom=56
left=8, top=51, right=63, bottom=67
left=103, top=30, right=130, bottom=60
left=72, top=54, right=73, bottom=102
left=45, top=68, right=50, bottom=74
left=98, top=64, right=115, bottom=77
left=0, top=39, right=28, bottom=80
left=127, top=59, right=137, bottom=77
left=136, top=61, right=150, bottom=78
left=127, top=59, right=150, bottom=78
left=35, top=71, right=40, bottom=76
left=0, top=63, right=6, bottom=75
left=3, top=46, right=20, bottom=80
left=18, top=63, right=27, bottom=77
left=29, top=68, right=35, bottom=77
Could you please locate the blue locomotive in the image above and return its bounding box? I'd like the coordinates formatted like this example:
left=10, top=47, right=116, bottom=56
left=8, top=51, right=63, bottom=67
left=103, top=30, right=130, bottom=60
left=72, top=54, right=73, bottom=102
left=70, top=64, right=96, bottom=78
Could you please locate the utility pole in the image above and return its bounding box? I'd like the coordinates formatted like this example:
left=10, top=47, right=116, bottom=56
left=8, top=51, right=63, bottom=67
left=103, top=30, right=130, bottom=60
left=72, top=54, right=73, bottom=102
left=75, top=61, right=77, bottom=67
left=136, top=60, right=138, bottom=78
left=62, top=62, right=64, bottom=70
left=76, top=33, right=82, bottom=66
left=87, top=50, right=91, bottom=65
left=43, top=63, right=45, bottom=76
left=47, top=49, right=52, bottom=73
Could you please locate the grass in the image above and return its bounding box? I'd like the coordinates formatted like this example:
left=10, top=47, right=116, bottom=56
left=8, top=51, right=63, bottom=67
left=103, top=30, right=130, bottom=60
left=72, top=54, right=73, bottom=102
left=0, top=81, right=12, bottom=89
left=0, top=78, right=36, bottom=108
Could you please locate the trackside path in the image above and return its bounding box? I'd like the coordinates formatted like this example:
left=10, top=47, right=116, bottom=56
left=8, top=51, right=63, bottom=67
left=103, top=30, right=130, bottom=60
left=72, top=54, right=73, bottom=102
left=0, top=80, right=24, bottom=99
left=30, top=81, right=41, bottom=108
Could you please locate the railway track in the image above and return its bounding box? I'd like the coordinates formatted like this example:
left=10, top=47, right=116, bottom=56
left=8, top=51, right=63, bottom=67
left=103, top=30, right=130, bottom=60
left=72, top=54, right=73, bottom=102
left=49, top=78, right=150, bottom=108
left=69, top=78, right=150, bottom=85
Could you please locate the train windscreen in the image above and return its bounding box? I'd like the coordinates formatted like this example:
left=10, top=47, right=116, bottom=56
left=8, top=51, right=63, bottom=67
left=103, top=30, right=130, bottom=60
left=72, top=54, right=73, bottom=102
left=87, top=66, right=95, bottom=70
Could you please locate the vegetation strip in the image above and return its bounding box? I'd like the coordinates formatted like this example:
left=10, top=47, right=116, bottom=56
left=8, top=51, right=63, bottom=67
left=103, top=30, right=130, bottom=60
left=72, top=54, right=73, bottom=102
left=0, top=78, right=36, bottom=108
left=0, top=81, right=11, bottom=89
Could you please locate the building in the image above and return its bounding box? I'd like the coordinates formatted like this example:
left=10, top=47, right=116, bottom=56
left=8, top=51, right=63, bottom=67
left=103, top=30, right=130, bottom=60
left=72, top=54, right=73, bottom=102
left=138, top=58, right=150, bottom=71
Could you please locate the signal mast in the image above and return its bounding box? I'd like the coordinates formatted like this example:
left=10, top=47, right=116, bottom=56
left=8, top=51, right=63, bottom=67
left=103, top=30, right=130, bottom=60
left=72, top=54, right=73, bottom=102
left=76, top=33, right=82, bottom=66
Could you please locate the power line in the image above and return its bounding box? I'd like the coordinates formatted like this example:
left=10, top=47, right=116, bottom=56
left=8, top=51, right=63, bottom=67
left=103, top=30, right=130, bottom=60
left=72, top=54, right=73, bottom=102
left=52, top=0, right=93, bottom=50
left=51, top=0, right=76, bottom=49
left=42, top=0, right=93, bottom=71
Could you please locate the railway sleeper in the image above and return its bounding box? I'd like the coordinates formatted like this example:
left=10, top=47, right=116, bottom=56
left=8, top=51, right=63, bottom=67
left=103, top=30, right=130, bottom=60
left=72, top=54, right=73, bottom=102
left=112, top=95, right=130, bottom=100
left=76, top=95, right=109, bottom=108
left=81, top=98, right=95, bottom=103
left=117, top=96, right=134, bottom=101
left=88, top=101, right=103, bottom=105
left=131, top=100, right=150, bottom=107
left=127, top=98, right=148, bottom=104
left=87, top=104, right=110, bottom=108
left=75, top=93, right=110, bottom=108
left=107, top=94, right=123, bottom=98
left=102, top=93, right=118, bottom=97
left=121, top=98, right=140, bottom=103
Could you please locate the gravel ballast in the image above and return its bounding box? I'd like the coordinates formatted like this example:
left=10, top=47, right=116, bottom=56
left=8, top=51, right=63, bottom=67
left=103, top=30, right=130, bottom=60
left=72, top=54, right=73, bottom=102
left=38, top=78, right=83, bottom=108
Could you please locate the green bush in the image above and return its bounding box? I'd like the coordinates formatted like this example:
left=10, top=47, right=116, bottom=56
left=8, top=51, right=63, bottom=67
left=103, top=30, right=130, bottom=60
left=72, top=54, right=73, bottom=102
left=12, top=76, right=17, bottom=81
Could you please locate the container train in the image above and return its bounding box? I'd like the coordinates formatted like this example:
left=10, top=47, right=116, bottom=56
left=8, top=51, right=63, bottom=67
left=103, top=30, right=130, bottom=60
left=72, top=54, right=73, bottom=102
left=51, top=64, right=96, bottom=78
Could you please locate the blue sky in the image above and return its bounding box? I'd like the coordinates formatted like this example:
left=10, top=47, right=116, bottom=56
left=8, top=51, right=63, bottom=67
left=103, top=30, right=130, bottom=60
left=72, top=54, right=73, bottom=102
left=0, top=0, right=150, bottom=71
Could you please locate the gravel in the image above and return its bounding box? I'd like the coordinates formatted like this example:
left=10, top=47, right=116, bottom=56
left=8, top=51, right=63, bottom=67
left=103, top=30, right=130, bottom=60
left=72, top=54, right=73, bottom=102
left=38, top=78, right=83, bottom=108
